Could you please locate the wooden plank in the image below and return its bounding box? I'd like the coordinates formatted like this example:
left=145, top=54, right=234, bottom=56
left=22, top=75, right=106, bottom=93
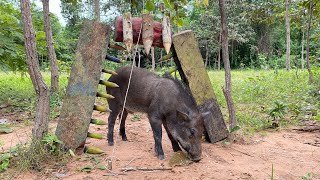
left=55, top=20, right=110, bottom=152
left=172, top=30, right=228, bottom=143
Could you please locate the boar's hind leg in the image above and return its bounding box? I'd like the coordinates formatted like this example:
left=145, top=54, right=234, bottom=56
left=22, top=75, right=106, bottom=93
left=148, top=113, right=165, bottom=160
left=119, top=109, right=128, bottom=141
left=163, top=123, right=181, bottom=152
left=107, top=103, right=121, bottom=146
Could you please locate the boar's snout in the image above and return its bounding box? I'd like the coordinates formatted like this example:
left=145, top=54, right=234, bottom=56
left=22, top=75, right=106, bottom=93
left=188, top=146, right=202, bottom=162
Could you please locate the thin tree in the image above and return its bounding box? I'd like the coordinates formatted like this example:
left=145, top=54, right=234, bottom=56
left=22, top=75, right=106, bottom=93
left=301, top=19, right=305, bottom=69
left=285, top=0, right=291, bottom=71
left=42, top=0, right=59, bottom=92
left=205, top=39, right=209, bottom=67
left=217, top=30, right=222, bottom=70
left=21, top=0, right=50, bottom=139
left=218, top=0, right=237, bottom=129
left=305, top=0, right=314, bottom=84
left=94, top=0, right=100, bottom=21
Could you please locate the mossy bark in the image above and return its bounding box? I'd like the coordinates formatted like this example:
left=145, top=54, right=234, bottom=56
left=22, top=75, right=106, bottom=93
left=172, top=30, right=228, bottom=143
left=55, top=20, right=110, bottom=151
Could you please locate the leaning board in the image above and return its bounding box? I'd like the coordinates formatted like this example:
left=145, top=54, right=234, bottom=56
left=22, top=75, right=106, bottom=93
left=172, top=30, right=228, bottom=143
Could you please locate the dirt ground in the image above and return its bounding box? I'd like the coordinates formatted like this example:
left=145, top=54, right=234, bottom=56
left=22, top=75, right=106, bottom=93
left=1, top=111, right=320, bottom=180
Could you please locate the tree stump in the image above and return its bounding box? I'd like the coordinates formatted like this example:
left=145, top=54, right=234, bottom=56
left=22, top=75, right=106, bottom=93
left=172, top=30, right=228, bottom=143
left=55, top=20, right=110, bottom=152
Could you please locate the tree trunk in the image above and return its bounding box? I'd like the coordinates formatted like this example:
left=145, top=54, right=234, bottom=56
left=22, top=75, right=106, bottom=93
left=301, top=26, right=305, bottom=69
left=218, top=30, right=222, bottom=70
left=285, top=0, right=291, bottom=71
left=55, top=21, right=110, bottom=151
left=306, top=1, right=314, bottom=84
left=21, top=0, right=50, bottom=139
left=219, top=0, right=237, bottom=130
left=151, top=47, right=155, bottom=71
left=42, top=0, right=59, bottom=92
left=205, top=40, right=209, bottom=67
left=93, top=0, right=100, bottom=21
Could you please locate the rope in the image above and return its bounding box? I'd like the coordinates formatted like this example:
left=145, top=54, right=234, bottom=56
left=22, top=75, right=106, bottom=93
left=111, top=22, right=143, bottom=158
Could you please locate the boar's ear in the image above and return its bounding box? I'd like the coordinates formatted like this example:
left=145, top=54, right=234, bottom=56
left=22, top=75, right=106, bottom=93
left=176, top=110, right=190, bottom=121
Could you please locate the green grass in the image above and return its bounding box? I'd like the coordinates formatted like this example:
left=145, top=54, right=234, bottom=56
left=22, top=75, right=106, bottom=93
left=208, top=68, right=320, bottom=134
left=0, top=72, right=69, bottom=119
left=0, top=68, right=319, bottom=134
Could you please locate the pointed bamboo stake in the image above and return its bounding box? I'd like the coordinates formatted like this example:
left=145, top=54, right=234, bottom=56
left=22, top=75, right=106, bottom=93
left=123, top=12, right=133, bottom=51
left=93, top=104, right=112, bottom=112
left=99, top=80, right=119, bottom=88
left=102, top=69, right=118, bottom=75
left=90, top=118, right=107, bottom=125
left=162, top=16, right=172, bottom=54
left=142, top=13, right=154, bottom=55
left=159, top=52, right=173, bottom=61
left=87, top=132, right=104, bottom=139
left=96, top=92, right=115, bottom=99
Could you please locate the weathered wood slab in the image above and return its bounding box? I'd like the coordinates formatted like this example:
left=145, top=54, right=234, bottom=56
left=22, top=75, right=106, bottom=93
left=55, top=20, right=110, bottom=151
left=172, top=30, right=228, bottom=143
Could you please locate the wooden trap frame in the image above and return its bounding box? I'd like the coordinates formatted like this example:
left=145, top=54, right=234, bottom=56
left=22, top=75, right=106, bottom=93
left=55, top=13, right=228, bottom=154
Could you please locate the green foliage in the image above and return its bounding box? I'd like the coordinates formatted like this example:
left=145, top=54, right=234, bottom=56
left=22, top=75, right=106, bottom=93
left=0, top=153, right=11, bottom=172
left=208, top=68, right=319, bottom=134
left=42, top=134, right=63, bottom=153
left=13, top=136, right=69, bottom=172
left=269, top=101, right=288, bottom=120
left=302, top=172, right=315, bottom=180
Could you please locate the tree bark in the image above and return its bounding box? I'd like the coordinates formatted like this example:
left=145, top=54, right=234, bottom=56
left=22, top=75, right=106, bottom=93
left=219, top=0, right=237, bottom=130
left=306, top=1, right=314, bottom=84
left=42, top=0, right=59, bottom=92
left=217, top=30, right=222, bottom=70
left=205, top=40, right=209, bottom=67
left=55, top=21, right=110, bottom=151
left=151, top=47, right=155, bottom=71
left=93, top=0, right=100, bottom=21
left=285, top=0, right=291, bottom=71
left=21, top=0, right=50, bottom=139
left=301, top=26, right=305, bottom=69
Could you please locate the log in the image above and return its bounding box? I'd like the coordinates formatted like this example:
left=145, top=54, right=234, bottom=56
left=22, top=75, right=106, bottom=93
left=162, top=16, right=172, bottom=54
left=55, top=20, right=110, bottom=151
left=142, top=13, right=154, bottom=55
left=122, top=12, right=133, bottom=51
left=114, top=16, right=164, bottom=48
left=172, top=30, right=228, bottom=143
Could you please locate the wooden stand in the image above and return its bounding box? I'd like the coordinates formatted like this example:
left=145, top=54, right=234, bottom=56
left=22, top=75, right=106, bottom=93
left=55, top=20, right=110, bottom=152
left=172, top=30, right=228, bottom=143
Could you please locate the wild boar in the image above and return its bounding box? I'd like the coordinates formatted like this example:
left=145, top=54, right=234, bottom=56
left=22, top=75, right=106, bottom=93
left=106, top=66, right=204, bottom=161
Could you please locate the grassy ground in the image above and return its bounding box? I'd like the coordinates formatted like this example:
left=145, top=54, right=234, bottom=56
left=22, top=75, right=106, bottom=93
left=0, top=68, right=319, bottom=135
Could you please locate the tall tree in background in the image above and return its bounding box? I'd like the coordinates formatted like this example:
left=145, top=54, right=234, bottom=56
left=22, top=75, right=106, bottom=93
left=285, top=0, right=291, bottom=71
left=94, top=0, right=100, bottom=21
left=305, top=0, right=314, bottom=84
left=218, top=0, right=237, bottom=129
left=21, top=0, right=50, bottom=139
left=42, top=0, right=59, bottom=92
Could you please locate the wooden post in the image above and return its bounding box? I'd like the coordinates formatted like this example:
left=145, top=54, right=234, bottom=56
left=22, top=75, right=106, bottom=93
left=172, top=30, right=228, bottom=143
left=55, top=20, right=110, bottom=152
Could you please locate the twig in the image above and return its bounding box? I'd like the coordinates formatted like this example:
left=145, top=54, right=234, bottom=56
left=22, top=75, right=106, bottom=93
left=124, top=155, right=144, bottom=167
left=121, top=166, right=172, bottom=172
left=103, top=173, right=127, bottom=176
left=230, top=147, right=254, bottom=157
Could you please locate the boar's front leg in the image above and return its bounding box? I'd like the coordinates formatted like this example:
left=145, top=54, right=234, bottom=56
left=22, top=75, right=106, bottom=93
left=163, top=122, right=181, bottom=152
left=148, top=113, right=165, bottom=160
left=107, top=102, right=121, bottom=146
left=119, top=109, right=128, bottom=141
